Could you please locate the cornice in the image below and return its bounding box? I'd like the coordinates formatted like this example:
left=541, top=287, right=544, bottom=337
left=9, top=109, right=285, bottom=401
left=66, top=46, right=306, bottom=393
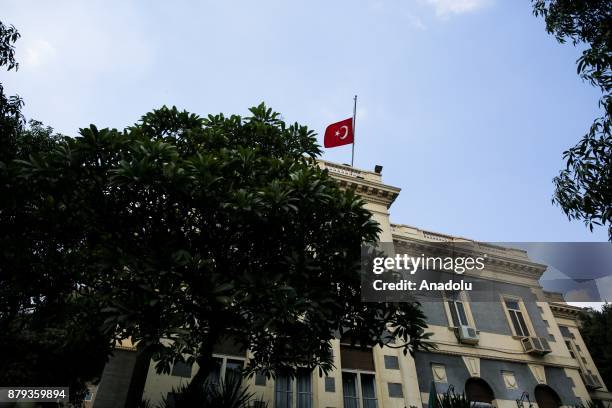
left=318, top=160, right=401, bottom=208
left=392, top=236, right=548, bottom=282
left=549, top=302, right=583, bottom=320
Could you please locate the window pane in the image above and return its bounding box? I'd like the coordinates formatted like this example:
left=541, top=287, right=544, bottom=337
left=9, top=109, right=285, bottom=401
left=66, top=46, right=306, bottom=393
left=206, top=358, right=223, bottom=387
left=297, top=369, right=312, bottom=408
left=342, top=372, right=358, bottom=408
left=456, top=302, right=469, bottom=326
left=559, top=325, right=572, bottom=338
left=361, top=373, right=377, bottom=399
left=505, top=300, right=520, bottom=310
left=448, top=301, right=459, bottom=326
left=515, top=311, right=529, bottom=337
left=171, top=361, right=192, bottom=378
left=508, top=310, right=522, bottom=336
left=325, top=377, right=335, bottom=393
left=275, top=374, right=293, bottom=408
left=384, top=355, right=399, bottom=370
left=225, top=359, right=244, bottom=382
left=388, top=382, right=403, bottom=398
left=342, top=372, right=357, bottom=397
left=255, top=371, right=267, bottom=386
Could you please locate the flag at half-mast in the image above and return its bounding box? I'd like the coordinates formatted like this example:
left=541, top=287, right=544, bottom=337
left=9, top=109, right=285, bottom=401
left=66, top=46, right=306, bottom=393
left=324, top=117, right=353, bottom=148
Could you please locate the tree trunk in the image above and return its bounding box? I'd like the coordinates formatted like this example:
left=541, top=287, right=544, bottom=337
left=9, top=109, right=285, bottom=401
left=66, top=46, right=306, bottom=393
left=187, top=333, right=219, bottom=392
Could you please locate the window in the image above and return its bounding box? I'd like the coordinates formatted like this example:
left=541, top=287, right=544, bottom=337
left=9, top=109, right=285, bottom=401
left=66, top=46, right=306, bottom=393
left=559, top=325, right=572, bottom=338
left=575, top=344, right=581, bottom=351
left=275, top=369, right=312, bottom=408
left=207, top=358, right=223, bottom=386
left=582, top=357, right=588, bottom=364
left=383, top=355, right=399, bottom=370
left=543, top=319, right=549, bottom=327
left=448, top=300, right=469, bottom=327
left=171, top=360, right=193, bottom=378
left=296, top=369, right=313, bottom=408
left=565, top=340, right=576, bottom=359
left=255, top=371, right=267, bottom=386
left=504, top=299, right=530, bottom=337
left=537, top=306, right=544, bottom=314
left=548, top=333, right=555, bottom=342
left=342, top=371, right=378, bottom=408
left=205, top=356, right=242, bottom=386
left=225, top=359, right=244, bottom=382
left=275, top=374, right=293, bottom=408
left=325, top=377, right=336, bottom=392
left=387, top=382, right=403, bottom=398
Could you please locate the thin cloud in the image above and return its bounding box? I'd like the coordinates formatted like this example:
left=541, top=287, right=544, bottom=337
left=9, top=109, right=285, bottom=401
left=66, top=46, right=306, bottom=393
left=424, top=0, right=491, bottom=18
left=24, top=39, right=56, bottom=68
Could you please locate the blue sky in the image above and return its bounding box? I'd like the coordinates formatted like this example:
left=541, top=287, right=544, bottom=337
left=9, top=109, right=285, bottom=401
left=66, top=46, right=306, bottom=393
left=3, top=0, right=608, bottom=242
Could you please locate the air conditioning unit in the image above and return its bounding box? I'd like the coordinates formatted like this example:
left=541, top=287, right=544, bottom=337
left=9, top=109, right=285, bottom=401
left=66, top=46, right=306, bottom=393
left=456, top=326, right=479, bottom=345
left=521, top=337, right=551, bottom=355
left=582, top=373, right=603, bottom=390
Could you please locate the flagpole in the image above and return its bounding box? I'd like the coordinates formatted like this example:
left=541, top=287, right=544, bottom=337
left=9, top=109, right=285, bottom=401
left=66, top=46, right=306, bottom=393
left=351, top=95, right=357, bottom=167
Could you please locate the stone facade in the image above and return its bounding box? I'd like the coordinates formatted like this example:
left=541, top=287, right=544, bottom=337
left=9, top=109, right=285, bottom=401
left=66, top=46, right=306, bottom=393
left=93, top=161, right=611, bottom=408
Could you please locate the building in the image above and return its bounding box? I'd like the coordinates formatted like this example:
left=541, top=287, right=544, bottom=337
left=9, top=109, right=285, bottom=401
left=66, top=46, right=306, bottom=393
left=93, top=160, right=611, bottom=408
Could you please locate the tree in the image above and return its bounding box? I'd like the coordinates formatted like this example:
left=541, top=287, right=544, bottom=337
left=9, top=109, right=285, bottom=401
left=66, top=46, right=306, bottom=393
left=0, top=21, right=113, bottom=403
left=579, top=304, right=612, bottom=389
left=532, top=0, right=612, bottom=239
left=7, top=103, right=431, bottom=394
left=0, top=20, right=24, bottom=163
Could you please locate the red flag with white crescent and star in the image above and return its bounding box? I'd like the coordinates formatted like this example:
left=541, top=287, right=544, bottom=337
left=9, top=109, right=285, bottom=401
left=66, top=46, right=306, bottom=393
left=324, top=117, right=354, bottom=148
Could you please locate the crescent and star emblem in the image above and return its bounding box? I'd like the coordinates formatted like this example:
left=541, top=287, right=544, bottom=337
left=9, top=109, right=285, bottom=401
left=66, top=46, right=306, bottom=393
left=335, top=125, right=349, bottom=140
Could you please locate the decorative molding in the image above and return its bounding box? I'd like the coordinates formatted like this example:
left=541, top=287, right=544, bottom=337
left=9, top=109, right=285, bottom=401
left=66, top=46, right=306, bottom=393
left=462, top=356, right=480, bottom=377
left=502, top=371, right=518, bottom=389
left=528, top=364, right=547, bottom=384
left=549, top=303, right=583, bottom=320
left=432, top=364, right=448, bottom=383
left=392, top=237, right=547, bottom=283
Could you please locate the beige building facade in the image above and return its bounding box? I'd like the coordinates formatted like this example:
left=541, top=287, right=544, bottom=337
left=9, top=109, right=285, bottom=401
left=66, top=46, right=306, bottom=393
left=93, top=161, right=611, bottom=408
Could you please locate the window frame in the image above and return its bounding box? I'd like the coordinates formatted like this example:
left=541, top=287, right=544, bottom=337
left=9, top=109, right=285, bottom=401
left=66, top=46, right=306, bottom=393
left=443, top=291, right=474, bottom=328
left=210, top=354, right=246, bottom=384
left=383, top=355, right=400, bottom=370
left=500, top=295, right=533, bottom=338
left=341, top=369, right=379, bottom=408
left=274, top=369, right=313, bottom=408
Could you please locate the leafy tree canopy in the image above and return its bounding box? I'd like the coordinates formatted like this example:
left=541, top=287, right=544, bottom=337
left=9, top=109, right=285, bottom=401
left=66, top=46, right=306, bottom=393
left=0, top=20, right=24, bottom=163
left=2, top=103, right=431, bottom=395
left=579, top=303, right=612, bottom=389
left=532, top=0, right=612, bottom=239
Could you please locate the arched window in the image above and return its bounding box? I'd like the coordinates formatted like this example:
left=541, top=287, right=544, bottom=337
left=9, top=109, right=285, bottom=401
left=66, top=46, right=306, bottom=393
left=465, top=378, right=495, bottom=404
left=534, top=385, right=561, bottom=408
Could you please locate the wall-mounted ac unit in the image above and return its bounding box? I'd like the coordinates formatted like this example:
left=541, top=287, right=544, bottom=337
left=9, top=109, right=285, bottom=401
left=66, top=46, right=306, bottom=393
left=582, top=372, right=603, bottom=390
left=456, top=326, right=479, bottom=345
left=521, top=337, right=551, bottom=355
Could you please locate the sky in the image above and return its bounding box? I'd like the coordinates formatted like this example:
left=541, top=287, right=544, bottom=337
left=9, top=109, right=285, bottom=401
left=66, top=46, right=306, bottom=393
left=2, top=0, right=609, bottom=243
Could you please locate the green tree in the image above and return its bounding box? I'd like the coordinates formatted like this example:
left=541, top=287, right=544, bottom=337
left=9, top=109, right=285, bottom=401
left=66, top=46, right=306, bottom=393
left=6, top=103, right=431, bottom=395
left=0, top=20, right=24, bottom=163
left=532, top=0, right=612, bottom=239
left=579, top=304, right=612, bottom=389
left=0, top=21, right=112, bottom=403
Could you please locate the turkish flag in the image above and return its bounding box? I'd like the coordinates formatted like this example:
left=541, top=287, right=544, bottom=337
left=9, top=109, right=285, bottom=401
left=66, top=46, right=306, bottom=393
left=324, top=118, right=353, bottom=148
